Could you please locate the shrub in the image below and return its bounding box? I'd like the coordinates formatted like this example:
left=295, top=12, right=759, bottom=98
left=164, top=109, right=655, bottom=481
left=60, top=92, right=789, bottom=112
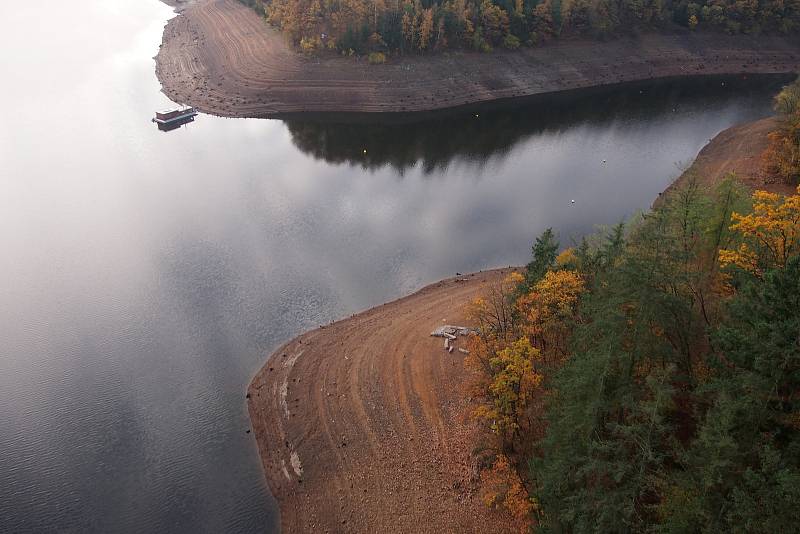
left=368, top=51, right=387, bottom=64
left=299, top=36, right=321, bottom=53
left=502, top=34, right=521, bottom=49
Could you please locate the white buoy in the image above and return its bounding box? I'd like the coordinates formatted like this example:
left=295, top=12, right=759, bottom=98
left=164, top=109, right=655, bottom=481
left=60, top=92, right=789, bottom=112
left=602, top=159, right=607, bottom=163
left=571, top=199, right=575, bottom=204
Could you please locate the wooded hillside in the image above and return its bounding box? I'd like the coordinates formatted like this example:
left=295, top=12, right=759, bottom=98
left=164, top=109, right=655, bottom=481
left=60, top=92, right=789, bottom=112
left=461, top=82, right=800, bottom=531
left=242, top=0, right=800, bottom=54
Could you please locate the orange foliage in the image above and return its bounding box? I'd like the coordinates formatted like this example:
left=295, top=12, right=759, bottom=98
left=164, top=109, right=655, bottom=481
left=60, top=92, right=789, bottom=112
left=465, top=268, right=585, bottom=531
left=480, top=454, right=536, bottom=532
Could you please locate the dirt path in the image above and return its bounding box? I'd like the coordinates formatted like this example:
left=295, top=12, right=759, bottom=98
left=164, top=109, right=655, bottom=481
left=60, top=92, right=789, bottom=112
left=247, top=269, right=518, bottom=533
left=155, top=0, right=800, bottom=118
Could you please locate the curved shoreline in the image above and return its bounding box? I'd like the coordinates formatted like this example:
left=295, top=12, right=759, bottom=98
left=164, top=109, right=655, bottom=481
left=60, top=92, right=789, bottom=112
left=156, top=0, right=800, bottom=119
left=661, top=115, right=796, bottom=199
left=245, top=113, right=789, bottom=531
left=247, top=269, right=519, bottom=533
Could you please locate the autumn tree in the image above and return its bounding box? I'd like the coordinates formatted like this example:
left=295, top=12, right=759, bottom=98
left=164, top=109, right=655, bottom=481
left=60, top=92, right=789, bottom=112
left=417, top=7, right=435, bottom=49
left=257, top=0, right=800, bottom=55
left=472, top=337, right=542, bottom=446
left=719, top=186, right=800, bottom=276
left=481, top=454, right=537, bottom=532
left=517, top=269, right=584, bottom=364
left=467, top=271, right=524, bottom=338
left=763, top=78, right=800, bottom=184
left=260, top=0, right=800, bottom=54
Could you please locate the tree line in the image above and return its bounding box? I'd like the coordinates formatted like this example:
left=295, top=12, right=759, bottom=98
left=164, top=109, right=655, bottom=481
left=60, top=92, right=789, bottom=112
left=465, top=173, right=800, bottom=530
left=242, top=0, right=800, bottom=54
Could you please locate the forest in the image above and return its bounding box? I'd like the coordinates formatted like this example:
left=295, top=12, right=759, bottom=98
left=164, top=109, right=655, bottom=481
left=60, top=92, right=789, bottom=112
left=463, top=83, right=800, bottom=532
left=241, top=0, right=800, bottom=55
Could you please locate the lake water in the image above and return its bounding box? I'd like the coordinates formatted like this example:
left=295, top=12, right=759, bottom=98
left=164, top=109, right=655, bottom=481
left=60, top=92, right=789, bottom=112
left=0, top=0, right=788, bottom=532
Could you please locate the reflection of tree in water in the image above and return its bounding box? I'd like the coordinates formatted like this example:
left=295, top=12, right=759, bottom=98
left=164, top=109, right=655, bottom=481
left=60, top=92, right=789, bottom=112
left=284, top=75, right=789, bottom=174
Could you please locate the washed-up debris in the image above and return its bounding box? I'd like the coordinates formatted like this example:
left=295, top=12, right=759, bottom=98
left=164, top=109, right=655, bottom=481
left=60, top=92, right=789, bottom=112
left=433, top=325, right=477, bottom=353
left=430, top=325, right=475, bottom=338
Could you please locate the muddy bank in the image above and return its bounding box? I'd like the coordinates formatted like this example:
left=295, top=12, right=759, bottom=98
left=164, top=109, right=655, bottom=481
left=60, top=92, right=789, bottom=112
left=156, top=0, right=800, bottom=118
left=247, top=269, right=518, bottom=533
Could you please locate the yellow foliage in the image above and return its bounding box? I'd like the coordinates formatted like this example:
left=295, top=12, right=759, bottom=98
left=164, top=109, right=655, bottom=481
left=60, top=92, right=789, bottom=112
left=719, top=186, right=800, bottom=275
left=506, top=271, right=525, bottom=285
left=519, top=269, right=584, bottom=315
left=555, top=247, right=577, bottom=267
left=465, top=333, right=542, bottom=441
left=718, top=243, right=758, bottom=274
left=367, top=51, right=386, bottom=64
left=517, top=269, right=585, bottom=361
left=484, top=338, right=542, bottom=437
left=299, top=36, right=321, bottom=52
left=417, top=8, right=435, bottom=49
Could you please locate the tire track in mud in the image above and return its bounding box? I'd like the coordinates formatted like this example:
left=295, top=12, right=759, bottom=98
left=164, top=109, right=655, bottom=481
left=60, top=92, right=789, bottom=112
left=247, top=269, right=519, bottom=533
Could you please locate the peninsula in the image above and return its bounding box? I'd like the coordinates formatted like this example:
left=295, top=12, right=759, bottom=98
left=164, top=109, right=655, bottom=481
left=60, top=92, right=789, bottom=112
left=246, top=106, right=794, bottom=531
left=156, top=0, right=800, bottom=118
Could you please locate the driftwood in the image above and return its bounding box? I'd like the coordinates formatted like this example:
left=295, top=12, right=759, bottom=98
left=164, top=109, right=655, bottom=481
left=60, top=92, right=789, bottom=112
left=430, top=325, right=476, bottom=338
left=458, top=348, right=470, bottom=355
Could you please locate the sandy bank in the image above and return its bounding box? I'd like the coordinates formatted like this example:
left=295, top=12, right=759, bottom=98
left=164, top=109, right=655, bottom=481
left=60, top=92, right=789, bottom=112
left=247, top=269, right=518, bottom=533
left=662, top=115, right=796, bottom=199
left=156, top=0, right=800, bottom=118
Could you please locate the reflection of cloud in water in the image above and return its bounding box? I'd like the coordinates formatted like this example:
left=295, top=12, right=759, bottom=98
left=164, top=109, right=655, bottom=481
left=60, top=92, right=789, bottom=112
left=0, top=25, right=790, bottom=532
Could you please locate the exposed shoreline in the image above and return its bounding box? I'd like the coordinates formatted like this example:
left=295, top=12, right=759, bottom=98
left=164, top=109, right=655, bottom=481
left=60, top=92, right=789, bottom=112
left=662, top=115, right=795, bottom=198
left=245, top=112, right=789, bottom=532
left=188, top=0, right=800, bottom=527
left=156, top=0, right=800, bottom=119
left=247, top=269, right=519, bottom=533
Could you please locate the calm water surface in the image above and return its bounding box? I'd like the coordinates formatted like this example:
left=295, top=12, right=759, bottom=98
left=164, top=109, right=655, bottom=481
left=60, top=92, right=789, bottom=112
left=0, top=0, right=788, bottom=532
